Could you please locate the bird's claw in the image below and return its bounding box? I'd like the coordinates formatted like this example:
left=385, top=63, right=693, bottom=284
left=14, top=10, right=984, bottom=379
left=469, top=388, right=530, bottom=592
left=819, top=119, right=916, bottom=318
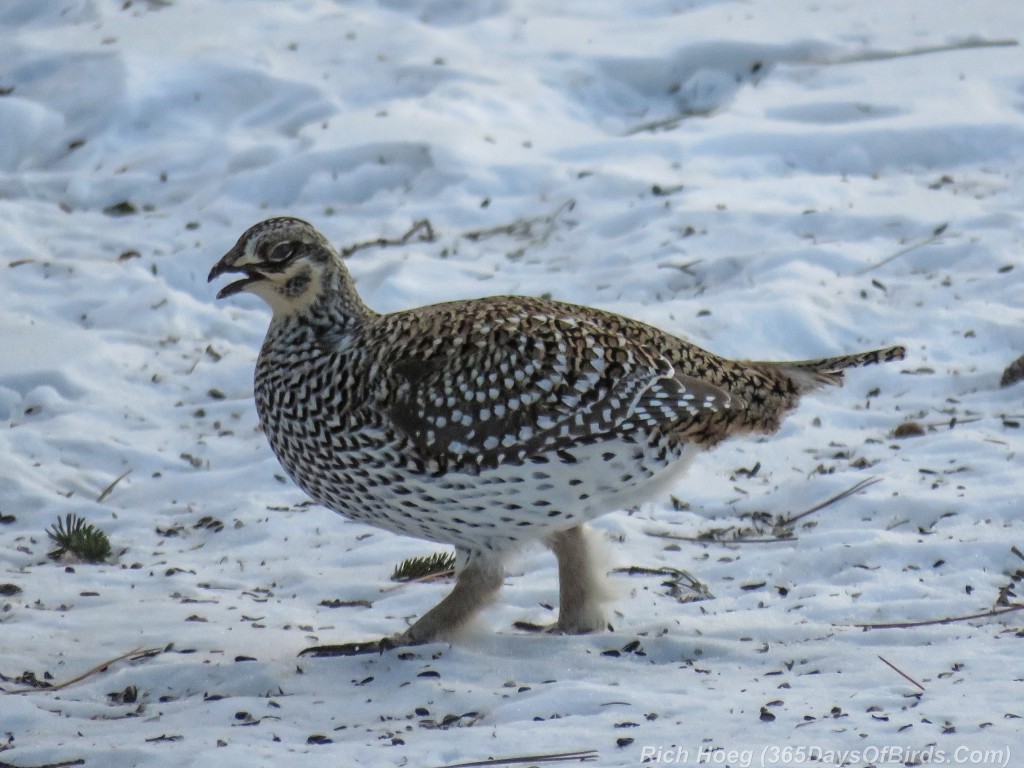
left=298, top=633, right=413, bottom=657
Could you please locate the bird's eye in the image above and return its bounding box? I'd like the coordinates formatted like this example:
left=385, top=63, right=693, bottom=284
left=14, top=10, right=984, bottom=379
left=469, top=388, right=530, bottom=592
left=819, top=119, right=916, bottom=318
left=266, top=241, right=297, bottom=263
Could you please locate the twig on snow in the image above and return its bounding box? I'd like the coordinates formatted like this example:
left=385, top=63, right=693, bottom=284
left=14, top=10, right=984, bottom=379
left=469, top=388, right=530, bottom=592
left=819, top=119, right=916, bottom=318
left=856, top=604, right=1024, bottom=631
left=877, top=655, right=926, bottom=692
left=778, top=476, right=882, bottom=527
left=627, top=40, right=1016, bottom=136
left=646, top=476, right=881, bottom=545
left=822, top=38, right=1018, bottom=66
left=611, top=565, right=713, bottom=602
left=852, top=224, right=950, bottom=276
left=461, top=199, right=575, bottom=242
left=646, top=532, right=797, bottom=544
left=96, top=468, right=133, bottom=503
left=0, top=760, right=85, bottom=768
left=2, top=647, right=162, bottom=695
left=338, top=219, right=436, bottom=259
left=461, top=200, right=576, bottom=261
left=432, top=749, right=599, bottom=768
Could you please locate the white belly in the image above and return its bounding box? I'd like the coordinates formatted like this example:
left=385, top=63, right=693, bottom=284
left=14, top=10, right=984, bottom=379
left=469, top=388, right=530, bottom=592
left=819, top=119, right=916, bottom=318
left=299, top=434, right=700, bottom=553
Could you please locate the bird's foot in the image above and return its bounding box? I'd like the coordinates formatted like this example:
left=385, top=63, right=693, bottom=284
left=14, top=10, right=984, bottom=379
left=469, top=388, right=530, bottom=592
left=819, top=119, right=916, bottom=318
left=511, top=620, right=548, bottom=634
left=511, top=617, right=611, bottom=635
left=298, top=633, right=409, bottom=657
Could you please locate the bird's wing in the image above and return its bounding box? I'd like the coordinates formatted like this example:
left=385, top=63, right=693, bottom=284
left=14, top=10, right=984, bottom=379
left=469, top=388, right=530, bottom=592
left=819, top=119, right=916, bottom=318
left=374, top=298, right=732, bottom=473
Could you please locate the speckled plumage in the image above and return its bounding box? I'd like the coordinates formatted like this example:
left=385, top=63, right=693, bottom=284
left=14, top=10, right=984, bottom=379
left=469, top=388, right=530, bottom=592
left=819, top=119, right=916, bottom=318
left=209, top=217, right=905, bottom=654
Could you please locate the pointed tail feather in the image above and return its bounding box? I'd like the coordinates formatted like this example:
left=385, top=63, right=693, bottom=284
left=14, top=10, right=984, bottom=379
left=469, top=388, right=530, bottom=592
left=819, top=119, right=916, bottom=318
left=758, top=344, right=906, bottom=393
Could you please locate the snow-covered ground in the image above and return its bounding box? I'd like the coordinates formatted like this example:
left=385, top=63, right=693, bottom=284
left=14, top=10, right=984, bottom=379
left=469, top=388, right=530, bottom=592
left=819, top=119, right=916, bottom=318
left=2, top=1, right=1022, bottom=766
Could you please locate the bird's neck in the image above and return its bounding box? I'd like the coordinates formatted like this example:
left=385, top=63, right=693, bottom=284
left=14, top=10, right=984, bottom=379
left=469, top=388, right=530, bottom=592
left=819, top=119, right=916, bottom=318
left=269, top=271, right=377, bottom=344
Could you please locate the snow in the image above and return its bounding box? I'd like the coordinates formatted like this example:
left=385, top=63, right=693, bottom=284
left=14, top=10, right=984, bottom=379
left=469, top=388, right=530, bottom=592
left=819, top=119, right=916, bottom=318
left=1, top=0, right=1022, bottom=766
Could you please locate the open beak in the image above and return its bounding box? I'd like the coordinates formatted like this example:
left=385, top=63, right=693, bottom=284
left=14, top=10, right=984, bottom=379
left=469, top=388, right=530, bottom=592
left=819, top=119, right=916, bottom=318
left=208, top=248, right=263, bottom=299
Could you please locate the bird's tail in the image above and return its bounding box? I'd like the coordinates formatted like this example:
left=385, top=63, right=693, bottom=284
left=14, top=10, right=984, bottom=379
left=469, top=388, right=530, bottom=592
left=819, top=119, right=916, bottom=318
left=756, top=344, right=906, bottom=393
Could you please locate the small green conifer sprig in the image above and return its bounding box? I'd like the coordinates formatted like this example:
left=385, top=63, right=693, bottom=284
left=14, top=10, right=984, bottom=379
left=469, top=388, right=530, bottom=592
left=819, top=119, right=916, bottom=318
left=391, top=551, right=456, bottom=582
left=46, top=513, right=112, bottom=563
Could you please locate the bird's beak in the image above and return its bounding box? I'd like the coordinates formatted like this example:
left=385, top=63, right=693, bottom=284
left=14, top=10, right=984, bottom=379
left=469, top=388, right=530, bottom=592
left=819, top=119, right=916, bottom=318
left=208, top=246, right=262, bottom=300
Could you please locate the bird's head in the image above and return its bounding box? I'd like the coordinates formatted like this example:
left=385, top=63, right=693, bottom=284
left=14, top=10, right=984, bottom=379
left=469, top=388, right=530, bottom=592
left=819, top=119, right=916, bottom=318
left=209, top=217, right=358, bottom=318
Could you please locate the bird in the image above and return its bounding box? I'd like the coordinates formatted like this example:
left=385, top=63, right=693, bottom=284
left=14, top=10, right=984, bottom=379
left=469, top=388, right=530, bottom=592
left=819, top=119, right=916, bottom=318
left=208, top=216, right=905, bottom=655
